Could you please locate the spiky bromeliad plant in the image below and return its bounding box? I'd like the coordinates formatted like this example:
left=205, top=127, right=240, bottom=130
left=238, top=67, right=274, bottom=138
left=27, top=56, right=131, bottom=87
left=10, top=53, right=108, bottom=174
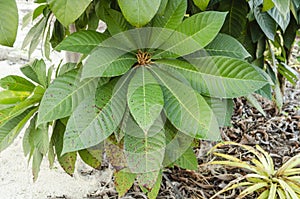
left=0, top=0, right=271, bottom=198
left=208, top=142, right=300, bottom=199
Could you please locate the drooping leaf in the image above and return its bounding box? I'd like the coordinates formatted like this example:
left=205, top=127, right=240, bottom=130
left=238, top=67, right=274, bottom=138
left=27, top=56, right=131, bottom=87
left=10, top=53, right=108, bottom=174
left=52, top=120, right=77, bottom=176
left=193, top=0, right=210, bottom=11
left=23, top=117, right=35, bottom=157
left=0, top=108, right=37, bottom=152
left=218, top=0, right=248, bottom=40
left=268, top=6, right=290, bottom=31
left=153, top=11, right=227, bottom=58
left=156, top=57, right=268, bottom=98
left=147, top=171, right=162, bottom=199
left=254, top=5, right=277, bottom=40
left=50, top=20, right=66, bottom=49
left=23, top=17, right=48, bottom=58
left=255, top=84, right=272, bottom=100
left=21, top=59, right=48, bottom=88
left=272, top=0, right=290, bottom=19
left=55, top=30, right=109, bottom=54
left=82, top=47, right=136, bottom=78
left=124, top=115, right=166, bottom=173
left=127, top=67, right=164, bottom=131
left=150, top=67, right=220, bottom=140
left=24, top=114, right=49, bottom=157
left=32, top=149, right=43, bottom=182
left=174, top=147, right=198, bottom=170
left=0, top=75, right=35, bottom=92
left=137, top=171, right=161, bottom=192
left=246, top=94, right=266, bottom=117
left=204, top=97, right=234, bottom=127
left=63, top=73, right=131, bottom=153
left=283, top=16, right=298, bottom=50
left=153, top=0, right=187, bottom=29
left=163, top=123, right=194, bottom=167
left=118, top=0, right=162, bottom=27
left=105, top=138, right=127, bottom=171
left=186, top=33, right=251, bottom=59
left=37, top=70, right=102, bottom=125
left=114, top=169, right=137, bottom=197
left=78, top=143, right=103, bottom=169
left=48, top=0, right=91, bottom=27
left=0, top=0, right=18, bottom=46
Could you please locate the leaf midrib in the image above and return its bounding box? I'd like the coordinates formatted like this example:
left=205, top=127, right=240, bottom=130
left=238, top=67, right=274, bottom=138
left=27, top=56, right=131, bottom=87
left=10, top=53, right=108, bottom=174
left=150, top=68, right=208, bottom=132
left=157, top=60, right=267, bottom=83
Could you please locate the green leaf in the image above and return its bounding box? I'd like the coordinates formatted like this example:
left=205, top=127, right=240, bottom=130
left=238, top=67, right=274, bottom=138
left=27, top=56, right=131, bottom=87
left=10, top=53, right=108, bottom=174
left=193, top=0, right=210, bottom=11
left=163, top=124, right=194, bottom=167
left=262, top=0, right=274, bottom=11
left=23, top=118, right=34, bottom=157
left=78, top=143, right=103, bottom=169
left=56, top=30, right=109, bottom=54
left=37, top=70, right=101, bottom=125
left=21, top=59, right=48, bottom=88
left=255, top=84, right=272, bottom=100
left=0, top=108, right=37, bottom=152
left=153, top=11, right=227, bottom=58
left=254, top=5, right=277, bottom=40
left=137, top=171, right=161, bottom=191
left=58, top=63, right=77, bottom=77
left=128, top=67, right=164, bottom=131
left=97, top=8, right=130, bottom=35
left=63, top=74, right=131, bottom=153
left=272, top=0, right=290, bottom=19
left=50, top=20, right=66, bottom=48
left=187, top=33, right=251, bottom=59
left=124, top=115, right=166, bottom=173
left=268, top=6, right=290, bottom=31
left=32, top=149, right=43, bottom=182
left=48, top=140, right=55, bottom=168
left=52, top=120, right=77, bottom=176
left=82, top=47, right=136, bottom=78
left=246, top=95, right=267, bottom=117
left=174, top=147, right=198, bottom=170
left=218, top=0, right=248, bottom=40
left=156, top=0, right=168, bottom=15
left=0, top=75, right=35, bottom=92
left=153, top=0, right=187, bottom=29
left=156, top=57, right=268, bottom=98
left=147, top=171, right=162, bottom=199
left=48, top=0, right=91, bottom=27
left=24, top=114, right=49, bottom=156
left=24, top=17, right=48, bottom=58
left=204, top=97, right=234, bottom=127
left=114, top=169, right=137, bottom=197
left=150, top=67, right=220, bottom=140
left=0, top=90, right=30, bottom=105
left=283, top=16, right=298, bottom=49
left=118, top=0, right=162, bottom=27
left=0, top=0, right=18, bottom=46
left=9, top=86, right=45, bottom=121
left=33, top=4, right=48, bottom=20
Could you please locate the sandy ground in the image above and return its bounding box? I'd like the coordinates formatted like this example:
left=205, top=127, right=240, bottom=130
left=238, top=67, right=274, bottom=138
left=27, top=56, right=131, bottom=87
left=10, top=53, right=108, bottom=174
left=0, top=1, right=110, bottom=198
